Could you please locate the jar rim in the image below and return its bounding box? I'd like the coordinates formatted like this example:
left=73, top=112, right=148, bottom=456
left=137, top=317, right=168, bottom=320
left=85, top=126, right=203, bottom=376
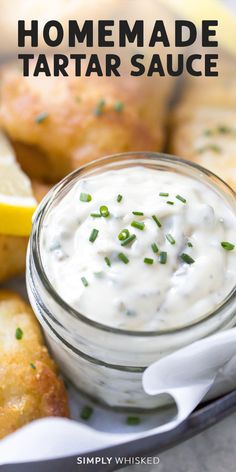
left=30, top=152, right=236, bottom=337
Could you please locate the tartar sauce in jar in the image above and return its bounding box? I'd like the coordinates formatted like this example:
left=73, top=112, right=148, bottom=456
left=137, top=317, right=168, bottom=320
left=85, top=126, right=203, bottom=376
left=41, top=165, right=236, bottom=332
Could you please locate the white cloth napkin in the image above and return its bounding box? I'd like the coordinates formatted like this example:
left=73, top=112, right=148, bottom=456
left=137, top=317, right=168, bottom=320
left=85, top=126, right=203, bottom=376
left=0, top=328, right=236, bottom=465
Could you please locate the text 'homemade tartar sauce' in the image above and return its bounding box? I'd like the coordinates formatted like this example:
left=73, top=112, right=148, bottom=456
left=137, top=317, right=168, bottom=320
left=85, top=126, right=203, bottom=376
left=41, top=166, right=236, bottom=331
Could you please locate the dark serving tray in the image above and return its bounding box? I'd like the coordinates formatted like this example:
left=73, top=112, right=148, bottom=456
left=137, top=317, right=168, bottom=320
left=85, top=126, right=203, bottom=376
left=2, top=389, right=236, bottom=472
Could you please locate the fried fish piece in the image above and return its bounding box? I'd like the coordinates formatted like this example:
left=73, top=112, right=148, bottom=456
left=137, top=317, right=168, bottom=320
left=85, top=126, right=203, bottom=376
left=169, top=63, right=236, bottom=190
left=0, top=180, right=50, bottom=283
left=170, top=106, right=236, bottom=190
left=0, top=62, right=171, bottom=183
left=0, top=290, right=69, bottom=439
left=0, top=236, right=28, bottom=283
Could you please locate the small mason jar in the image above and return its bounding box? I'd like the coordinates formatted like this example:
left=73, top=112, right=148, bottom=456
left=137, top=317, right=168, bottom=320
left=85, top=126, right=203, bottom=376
left=26, top=153, right=236, bottom=411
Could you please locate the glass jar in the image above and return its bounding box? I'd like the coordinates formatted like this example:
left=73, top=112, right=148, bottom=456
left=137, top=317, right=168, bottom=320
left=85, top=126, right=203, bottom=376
left=26, top=153, right=236, bottom=411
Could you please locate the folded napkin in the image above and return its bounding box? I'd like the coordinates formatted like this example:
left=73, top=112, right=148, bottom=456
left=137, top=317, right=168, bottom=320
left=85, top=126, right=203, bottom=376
left=1, top=327, right=236, bottom=465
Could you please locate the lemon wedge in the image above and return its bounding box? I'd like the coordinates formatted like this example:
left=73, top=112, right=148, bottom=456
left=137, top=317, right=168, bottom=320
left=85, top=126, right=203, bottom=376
left=160, top=0, right=236, bottom=57
left=0, top=132, right=37, bottom=237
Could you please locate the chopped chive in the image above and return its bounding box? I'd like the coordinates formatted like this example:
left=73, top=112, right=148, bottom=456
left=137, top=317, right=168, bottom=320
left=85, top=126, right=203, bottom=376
left=100, top=205, right=110, bottom=217
left=126, top=309, right=136, bottom=317
left=81, top=276, right=89, bottom=287
left=94, top=271, right=104, bottom=278
left=132, top=211, right=144, bottom=216
left=159, top=192, right=169, bottom=197
left=15, top=327, right=23, bottom=340
left=159, top=251, right=167, bottom=264
left=131, top=221, right=145, bottom=231
left=166, top=233, right=176, bottom=245
left=176, top=195, right=186, bottom=204
left=121, top=234, right=136, bottom=247
left=197, top=144, right=221, bottom=154
left=117, top=194, right=123, bottom=203
left=167, top=201, right=174, bottom=205
left=104, top=256, right=111, bottom=267
left=30, top=363, right=36, bottom=370
left=187, top=242, right=193, bottom=248
left=118, top=253, right=129, bottom=264
left=114, top=101, right=124, bottom=112
left=203, top=129, right=213, bottom=136
left=89, top=229, right=99, bottom=243
left=144, top=257, right=154, bottom=265
left=118, top=229, right=130, bottom=241
left=151, top=243, right=158, bottom=253
left=221, top=241, right=235, bottom=251
left=152, top=215, right=162, bottom=228
left=80, top=192, right=92, bottom=202
left=218, top=125, right=231, bottom=134
left=90, top=213, right=101, bottom=218
left=180, top=253, right=195, bottom=264
left=94, top=98, right=106, bottom=116
left=127, top=416, right=141, bottom=426
left=80, top=405, right=93, bottom=420
left=35, top=112, right=48, bottom=124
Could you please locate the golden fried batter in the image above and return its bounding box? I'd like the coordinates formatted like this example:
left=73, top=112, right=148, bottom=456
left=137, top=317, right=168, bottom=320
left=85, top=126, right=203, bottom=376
left=0, top=237, right=28, bottom=283
left=0, top=63, right=171, bottom=182
left=0, top=180, right=50, bottom=283
left=169, top=63, right=236, bottom=190
left=0, top=290, right=69, bottom=439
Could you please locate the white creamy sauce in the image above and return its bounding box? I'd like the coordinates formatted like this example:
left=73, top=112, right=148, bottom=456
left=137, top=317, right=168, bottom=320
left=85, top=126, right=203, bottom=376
left=41, top=166, right=236, bottom=331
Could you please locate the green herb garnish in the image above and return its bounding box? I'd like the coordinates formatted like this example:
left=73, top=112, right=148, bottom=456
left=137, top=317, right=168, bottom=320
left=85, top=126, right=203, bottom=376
left=118, top=229, right=130, bottom=241
left=100, top=205, right=110, bottom=217
left=152, top=215, right=162, bottom=228
left=221, top=241, right=235, bottom=251
left=121, top=234, right=136, bottom=247
left=131, top=221, right=145, bottom=231
left=30, top=363, right=36, bottom=370
left=132, top=211, right=144, bottom=216
left=35, top=112, right=48, bottom=124
left=94, top=98, right=106, bottom=116
left=94, top=271, right=104, bottom=278
left=218, top=126, right=232, bottom=134
left=197, top=144, right=221, bottom=154
left=81, top=276, right=89, bottom=287
left=203, top=129, right=213, bottom=136
left=187, top=242, right=193, bottom=248
left=89, top=229, right=99, bottom=243
left=159, top=251, right=167, bottom=264
left=176, top=195, right=186, bottom=204
left=159, top=192, right=169, bottom=197
left=180, top=253, right=195, bottom=264
left=114, top=101, right=124, bottom=112
left=151, top=243, right=158, bottom=253
left=166, top=233, right=176, bottom=245
left=80, top=406, right=93, bottom=420
left=117, top=194, right=123, bottom=202
left=118, top=253, right=129, bottom=264
left=167, top=201, right=174, bottom=205
left=90, top=213, right=101, bottom=218
left=104, top=256, right=111, bottom=267
left=126, top=416, right=141, bottom=426
left=15, top=327, right=23, bottom=340
left=144, top=257, right=154, bottom=265
left=80, top=192, right=92, bottom=202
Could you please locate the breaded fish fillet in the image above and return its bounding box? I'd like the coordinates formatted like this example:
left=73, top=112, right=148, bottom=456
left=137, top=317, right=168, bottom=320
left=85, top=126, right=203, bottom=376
left=0, top=63, right=171, bottom=182
left=170, top=106, right=236, bottom=189
left=0, top=180, right=50, bottom=283
left=170, top=63, right=236, bottom=190
left=0, top=290, right=69, bottom=439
